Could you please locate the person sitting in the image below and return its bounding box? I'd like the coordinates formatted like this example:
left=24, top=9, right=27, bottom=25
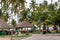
left=53, top=26, right=58, bottom=33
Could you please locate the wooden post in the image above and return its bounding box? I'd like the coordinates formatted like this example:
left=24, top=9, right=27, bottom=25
left=9, top=28, right=10, bottom=35
left=11, top=32, right=12, bottom=40
left=2, top=28, right=3, bottom=31
left=10, top=29, right=13, bottom=40
left=26, top=27, right=28, bottom=35
left=21, top=28, right=22, bottom=33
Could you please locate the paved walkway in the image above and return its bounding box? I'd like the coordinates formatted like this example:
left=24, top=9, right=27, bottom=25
left=22, top=34, right=60, bottom=40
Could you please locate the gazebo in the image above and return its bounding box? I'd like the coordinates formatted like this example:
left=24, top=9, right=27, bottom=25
left=0, top=19, right=14, bottom=35
left=16, top=21, right=33, bottom=33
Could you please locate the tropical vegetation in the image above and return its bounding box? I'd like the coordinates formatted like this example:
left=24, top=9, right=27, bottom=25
left=0, top=0, right=60, bottom=32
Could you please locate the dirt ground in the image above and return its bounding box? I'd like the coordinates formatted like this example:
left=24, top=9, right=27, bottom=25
left=22, top=34, right=60, bottom=40
left=0, top=38, right=11, bottom=40
left=0, top=34, right=60, bottom=40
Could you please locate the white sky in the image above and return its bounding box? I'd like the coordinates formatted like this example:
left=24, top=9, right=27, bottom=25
left=26, top=0, right=58, bottom=8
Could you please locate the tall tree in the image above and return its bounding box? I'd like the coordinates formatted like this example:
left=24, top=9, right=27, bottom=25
left=30, top=0, right=37, bottom=11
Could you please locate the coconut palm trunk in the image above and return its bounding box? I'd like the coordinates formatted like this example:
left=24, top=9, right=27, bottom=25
left=43, top=24, right=46, bottom=34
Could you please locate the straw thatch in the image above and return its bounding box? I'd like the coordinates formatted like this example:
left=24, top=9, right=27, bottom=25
left=16, top=21, right=33, bottom=28
left=0, top=19, right=14, bottom=29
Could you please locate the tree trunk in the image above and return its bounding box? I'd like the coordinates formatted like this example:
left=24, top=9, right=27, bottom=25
left=42, top=24, right=46, bottom=34
left=46, top=24, right=50, bottom=33
left=39, top=25, right=41, bottom=33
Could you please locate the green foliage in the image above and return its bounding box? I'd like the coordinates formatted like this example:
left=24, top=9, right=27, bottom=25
left=20, top=9, right=30, bottom=21
left=49, top=7, right=60, bottom=26
left=1, top=0, right=60, bottom=28
left=11, top=19, right=16, bottom=27
left=30, top=0, right=37, bottom=11
left=0, top=9, right=3, bottom=18
left=2, top=13, right=9, bottom=22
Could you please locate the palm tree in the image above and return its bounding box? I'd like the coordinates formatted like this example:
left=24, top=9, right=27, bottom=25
left=43, top=0, right=48, bottom=9
left=30, top=0, right=37, bottom=11
left=37, top=1, right=48, bottom=33
left=29, top=0, right=38, bottom=24
left=0, top=0, right=3, bottom=19
left=55, top=2, right=58, bottom=9
left=8, top=0, right=26, bottom=23
left=9, top=0, right=26, bottom=14
left=0, top=0, right=26, bottom=24
left=51, top=0, right=53, bottom=15
left=20, top=8, right=30, bottom=22
left=0, top=0, right=10, bottom=22
left=1, top=0, right=9, bottom=14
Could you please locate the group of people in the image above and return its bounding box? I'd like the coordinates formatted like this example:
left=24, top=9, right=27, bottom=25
left=42, top=24, right=58, bottom=34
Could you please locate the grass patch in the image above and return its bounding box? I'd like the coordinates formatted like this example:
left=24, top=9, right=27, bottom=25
left=32, top=30, right=40, bottom=34
left=12, top=33, right=32, bottom=40
left=0, top=33, right=32, bottom=40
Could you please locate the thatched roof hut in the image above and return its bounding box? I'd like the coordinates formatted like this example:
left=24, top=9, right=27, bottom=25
left=16, top=21, right=33, bottom=29
left=0, top=19, right=14, bottom=29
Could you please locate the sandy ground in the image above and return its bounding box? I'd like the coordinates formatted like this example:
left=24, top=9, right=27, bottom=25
left=0, top=38, right=11, bottom=40
left=22, top=34, right=60, bottom=40
left=0, top=34, right=60, bottom=40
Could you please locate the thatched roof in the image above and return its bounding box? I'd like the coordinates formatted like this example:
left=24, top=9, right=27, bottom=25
left=16, top=21, right=33, bottom=28
left=0, top=19, right=14, bottom=29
